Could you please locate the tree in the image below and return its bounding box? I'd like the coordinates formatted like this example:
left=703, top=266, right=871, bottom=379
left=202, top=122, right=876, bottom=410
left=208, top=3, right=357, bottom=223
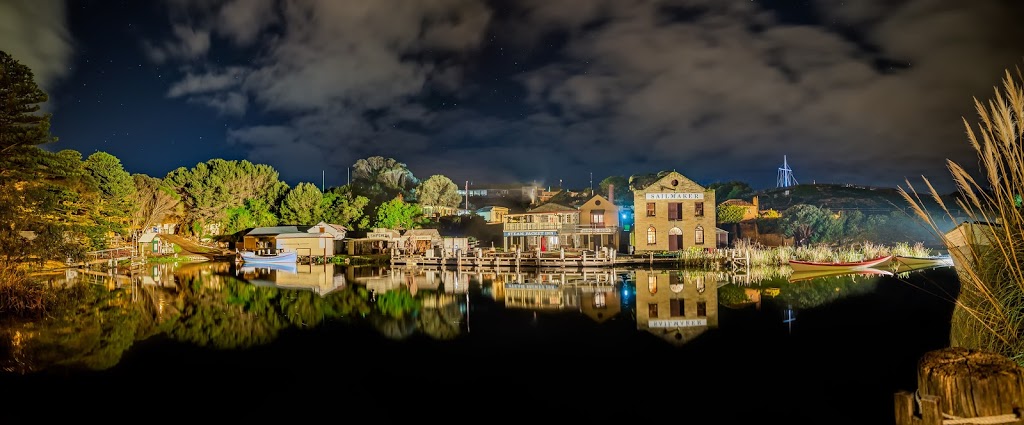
left=780, top=204, right=835, bottom=245
left=322, top=186, right=370, bottom=231
left=374, top=196, right=424, bottom=230
left=350, top=156, right=419, bottom=204
left=716, top=204, right=747, bottom=224
left=165, top=159, right=289, bottom=236
left=84, top=151, right=137, bottom=239
left=0, top=51, right=99, bottom=264
left=280, top=183, right=324, bottom=224
left=598, top=175, right=632, bottom=205
left=0, top=50, right=56, bottom=165
left=416, top=174, right=462, bottom=208
left=130, top=174, right=180, bottom=235
left=707, top=181, right=754, bottom=204
left=224, top=198, right=278, bottom=234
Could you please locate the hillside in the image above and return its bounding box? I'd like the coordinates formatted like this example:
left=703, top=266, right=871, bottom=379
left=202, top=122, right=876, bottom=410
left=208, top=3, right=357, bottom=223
left=753, top=184, right=962, bottom=217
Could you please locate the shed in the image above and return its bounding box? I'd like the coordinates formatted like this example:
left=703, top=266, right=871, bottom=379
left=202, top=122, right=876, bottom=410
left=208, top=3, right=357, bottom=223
left=715, top=227, right=729, bottom=248
left=138, top=232, right=161, bottom=254
left=401, top=228, right=442, bottom=254
left=347, top=228, right=401, bottom=255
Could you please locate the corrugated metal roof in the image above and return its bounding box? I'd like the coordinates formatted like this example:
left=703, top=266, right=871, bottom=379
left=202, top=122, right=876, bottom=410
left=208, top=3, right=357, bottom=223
left=246, top=226, right=304, bottom=236
left=138, top=232, right=160, bottom=243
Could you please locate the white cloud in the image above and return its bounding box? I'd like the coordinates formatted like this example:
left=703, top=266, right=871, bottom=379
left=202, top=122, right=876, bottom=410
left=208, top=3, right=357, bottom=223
left=0, top=0, right=73, bottom=93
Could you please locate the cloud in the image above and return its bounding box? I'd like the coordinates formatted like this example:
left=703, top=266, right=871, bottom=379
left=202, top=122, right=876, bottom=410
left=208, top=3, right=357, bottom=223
left=156, top=0, right=494, bottom=185
left=0, top=0, right=73, bottom=93
left=144, top=24, right=211, bottom=63
left=510, top=0, right=1024, bottom=190
left=167, top=66, right=247, bottom=97
left=151, top=0, right=1024, bottom=191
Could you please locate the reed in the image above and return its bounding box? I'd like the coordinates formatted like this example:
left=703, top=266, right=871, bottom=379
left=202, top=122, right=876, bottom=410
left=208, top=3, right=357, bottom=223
left=899, top=65, right=1024, bottom=365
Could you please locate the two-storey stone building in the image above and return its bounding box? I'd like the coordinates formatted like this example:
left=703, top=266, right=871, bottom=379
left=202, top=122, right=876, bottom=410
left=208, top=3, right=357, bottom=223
left=631, top=171, right=716, bottom=253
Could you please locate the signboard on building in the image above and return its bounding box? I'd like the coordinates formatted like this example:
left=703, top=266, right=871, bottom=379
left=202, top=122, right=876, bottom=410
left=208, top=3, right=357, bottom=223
left=367, top=232, right=394, bottom=239
left=506, top=283, right=560, bottom=290
left=579, top=227, right=615, bottom=234
left=645, top=192, right=704, bottom=200
left=648, top=318, right=707, bottom=328
left=504, top=231, right=558, bottom=237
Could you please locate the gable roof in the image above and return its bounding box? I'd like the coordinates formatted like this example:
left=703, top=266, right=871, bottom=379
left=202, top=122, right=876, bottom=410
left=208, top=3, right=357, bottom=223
left=404, top=228, right=441, bottom=238
left=138, top=232, right=160, bottom=243
left=527, top=202, right=577, bottom=213
left=630, top=170, right=703, bottom=191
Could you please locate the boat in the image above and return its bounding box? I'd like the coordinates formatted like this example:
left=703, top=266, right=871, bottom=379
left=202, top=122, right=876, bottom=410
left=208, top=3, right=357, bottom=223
left=892, top=254, right=954, bottom=269
left=787, top=255, right=893, bottom=273
left=239, top=250, right=297, bottom=265
left=789, top=268, right=894, bottom=283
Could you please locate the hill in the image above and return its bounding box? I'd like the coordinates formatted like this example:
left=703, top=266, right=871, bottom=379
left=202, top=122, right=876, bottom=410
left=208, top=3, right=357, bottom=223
left=754, top=184, right=962, bottom=218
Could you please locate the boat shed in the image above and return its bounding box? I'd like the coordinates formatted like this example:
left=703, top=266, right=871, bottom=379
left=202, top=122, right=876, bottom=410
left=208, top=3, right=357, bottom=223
left=401, top=228, right=442, bottom=254
left=347, top=228, right=401, bottom=255
left=244, top=225, right=335, bottom=260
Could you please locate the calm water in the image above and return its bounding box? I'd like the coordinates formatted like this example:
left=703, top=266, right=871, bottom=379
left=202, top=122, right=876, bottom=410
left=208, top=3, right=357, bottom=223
left=0, top=261, right=959, bottom=424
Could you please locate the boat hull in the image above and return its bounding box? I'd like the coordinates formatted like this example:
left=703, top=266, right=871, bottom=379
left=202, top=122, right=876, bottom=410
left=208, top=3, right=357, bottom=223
left=240, top=250, right=297, bottom=265
left=789, top=268, right=893, bottom=283
left=893, top=255, right=953, bottom=268
left=787, top=255, right=892, bottom=273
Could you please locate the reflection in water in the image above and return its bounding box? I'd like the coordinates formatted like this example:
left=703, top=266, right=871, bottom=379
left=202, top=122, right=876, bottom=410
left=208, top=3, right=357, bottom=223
left=635, top=269, right=721, bottom=346
left=0, top=261, right=946, bottom=375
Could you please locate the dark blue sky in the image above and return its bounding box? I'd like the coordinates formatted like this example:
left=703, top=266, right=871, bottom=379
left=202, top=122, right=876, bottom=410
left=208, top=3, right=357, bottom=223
left=3, top=0, right=1023, bottom=193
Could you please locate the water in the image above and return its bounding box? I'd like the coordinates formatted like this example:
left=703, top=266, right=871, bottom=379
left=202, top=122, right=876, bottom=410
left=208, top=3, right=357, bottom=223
left=0, top=261, right=959, bottom=424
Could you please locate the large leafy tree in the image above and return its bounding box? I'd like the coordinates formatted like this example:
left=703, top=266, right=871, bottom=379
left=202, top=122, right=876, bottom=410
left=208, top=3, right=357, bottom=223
left=84, top=151, right=137, bottom=239
left=416, top=174, right=461, bottom=208
left=323, top=186, right=370, bottom=231
left=224, top=198, right=279, bottom=235
left=165, top=159, right=288, bottom=236
left=374, top=196, right=424, bottom=230
left=280, top=182, right=325, bottom=225
left=351, top=156, right=419, bottom=205
left=780, top=204, right=842, bottom=245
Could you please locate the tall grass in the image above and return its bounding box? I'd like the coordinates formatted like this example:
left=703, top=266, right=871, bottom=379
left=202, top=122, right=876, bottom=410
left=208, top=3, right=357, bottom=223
left=899, top=66, right=1024, bottom=365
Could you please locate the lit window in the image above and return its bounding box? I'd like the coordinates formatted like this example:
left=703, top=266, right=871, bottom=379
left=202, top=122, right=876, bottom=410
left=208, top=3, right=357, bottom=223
left=695, top=202, right=704, bottom=217
left=695, top=225, right=704, bottom=245
left=646, top=202, right=655, bottom=217
left=647, top=226, right=657, bottom=245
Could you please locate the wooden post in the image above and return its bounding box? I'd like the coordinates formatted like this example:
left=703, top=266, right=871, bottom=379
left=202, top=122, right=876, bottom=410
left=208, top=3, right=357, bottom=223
left=895, top=347, right=1024, bottom=425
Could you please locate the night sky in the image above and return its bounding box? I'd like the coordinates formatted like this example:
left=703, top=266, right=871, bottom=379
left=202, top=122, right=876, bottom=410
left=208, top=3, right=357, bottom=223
left=2, top=0, right=1023, bottom=193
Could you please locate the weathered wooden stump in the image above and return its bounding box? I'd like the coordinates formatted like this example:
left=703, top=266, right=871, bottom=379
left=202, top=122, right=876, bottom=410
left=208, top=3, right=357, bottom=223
left=895, top=347, right=1024, bottom=424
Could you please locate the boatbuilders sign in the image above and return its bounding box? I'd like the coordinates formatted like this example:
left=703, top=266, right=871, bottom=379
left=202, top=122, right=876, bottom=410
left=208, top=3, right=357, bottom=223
left=648, top=318, right=708, bottom=328
left=645, top=192, right=704, bottom=200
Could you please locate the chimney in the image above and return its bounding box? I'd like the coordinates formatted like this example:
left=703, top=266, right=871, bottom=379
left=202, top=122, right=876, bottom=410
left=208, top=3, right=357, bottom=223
left=753, top=195, right=759, bottom=210
left=608, top=184, right=614, bottom=205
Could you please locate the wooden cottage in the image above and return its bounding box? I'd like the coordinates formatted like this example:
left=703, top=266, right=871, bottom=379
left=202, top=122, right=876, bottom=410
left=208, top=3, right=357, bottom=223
left=138, top=232, right=162, bottom=255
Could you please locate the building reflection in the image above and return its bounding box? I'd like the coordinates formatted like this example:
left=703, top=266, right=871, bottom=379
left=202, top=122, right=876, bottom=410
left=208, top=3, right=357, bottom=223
left=634, top=269, right=720, bottom=346
left=468, top=268, right=623, bottom=322
left=236, top=262, right=346, bottom=295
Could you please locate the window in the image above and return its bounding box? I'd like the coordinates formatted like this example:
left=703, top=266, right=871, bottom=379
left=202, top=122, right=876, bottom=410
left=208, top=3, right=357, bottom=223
left=695, top=225, right=705, bottom=245
left=648, top=303, right=659, bottom=318
left=647, top=226, right=657, bottom=245
left=648, top=274, right=657, bottom=294
left=668, top=202, right=682, bottom=221
left=697, top=301, right=707, bottom=317
left=695, top=201, right=704, bottom=217
left=646, top=202, right=655, bottom=217
left=593, top=292, right=606, bottom=308
left=670, top=299, right=685, bottom=317
left=591, top=211, right=605, bottom=227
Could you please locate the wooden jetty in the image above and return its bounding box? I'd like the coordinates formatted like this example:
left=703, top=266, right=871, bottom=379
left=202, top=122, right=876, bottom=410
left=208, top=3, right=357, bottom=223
left=390, top=247, right=619, bottom=269
left=388, top=247, right=736, bottom=269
